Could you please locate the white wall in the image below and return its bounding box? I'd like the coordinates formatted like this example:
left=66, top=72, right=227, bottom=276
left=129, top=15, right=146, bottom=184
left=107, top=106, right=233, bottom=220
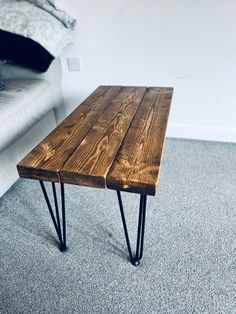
left=61, top=0, right=236, bottom=143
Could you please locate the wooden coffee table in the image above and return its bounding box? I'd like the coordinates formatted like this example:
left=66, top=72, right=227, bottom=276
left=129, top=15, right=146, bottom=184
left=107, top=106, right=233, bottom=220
left=17, top=86, right=173, bottom=266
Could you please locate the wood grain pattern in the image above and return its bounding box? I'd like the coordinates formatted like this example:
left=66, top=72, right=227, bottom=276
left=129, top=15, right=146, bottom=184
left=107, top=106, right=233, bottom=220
left=60, top=87, right=147, bottom=188
left=106, top=87, right=173, bottom=196
left=17, top=86, right=122, bottom=182
left=17, top=85, right=173, bottom=196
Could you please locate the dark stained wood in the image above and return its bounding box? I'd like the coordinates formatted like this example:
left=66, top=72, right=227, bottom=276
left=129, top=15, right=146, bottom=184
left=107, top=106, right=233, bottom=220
left=17, top=86, right=122, bottom=182
left=60, top=87, right=147, bottom=188
left=106, top=87, right=173, bottom=196
left=17, top=85, right=173, bottom=196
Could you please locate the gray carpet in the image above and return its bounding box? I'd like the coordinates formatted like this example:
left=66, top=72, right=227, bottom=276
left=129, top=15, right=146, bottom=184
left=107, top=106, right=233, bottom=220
left=0, top=138, right=236, bottom=314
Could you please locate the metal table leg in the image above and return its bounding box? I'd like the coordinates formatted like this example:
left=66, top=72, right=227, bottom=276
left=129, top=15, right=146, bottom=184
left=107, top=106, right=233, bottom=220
left=117, top=191, right=147, bottom=266
left=39, top=181, right=67, bottom=252
left=39, top=183, right=148, bottom=265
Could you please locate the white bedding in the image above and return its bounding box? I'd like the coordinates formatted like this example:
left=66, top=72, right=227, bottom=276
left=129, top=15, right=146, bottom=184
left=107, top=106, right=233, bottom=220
left=0, top=79, right=53, bottom=151
left=0, top=0, right=75, bottom=57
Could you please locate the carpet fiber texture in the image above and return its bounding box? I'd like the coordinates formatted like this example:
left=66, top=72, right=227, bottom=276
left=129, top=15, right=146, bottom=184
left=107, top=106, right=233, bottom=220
left=0, top=138, right=236, bottom=314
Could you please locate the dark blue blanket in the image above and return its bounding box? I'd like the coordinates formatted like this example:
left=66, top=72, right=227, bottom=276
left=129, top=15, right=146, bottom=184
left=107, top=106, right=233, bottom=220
left=0, top=29, right=54, bottom=72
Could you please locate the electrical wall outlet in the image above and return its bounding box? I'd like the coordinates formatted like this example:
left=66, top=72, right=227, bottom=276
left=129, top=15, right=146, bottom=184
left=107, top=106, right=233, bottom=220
left=67, top=57, right=81, bottom=72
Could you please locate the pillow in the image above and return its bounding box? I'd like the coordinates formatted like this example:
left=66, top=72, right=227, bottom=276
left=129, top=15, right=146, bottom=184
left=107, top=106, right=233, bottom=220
left=0, top=0, right=73, bottom=58
left=22, top=0, right=77, bottom=30
left=0, top=30, right=54, bottom=72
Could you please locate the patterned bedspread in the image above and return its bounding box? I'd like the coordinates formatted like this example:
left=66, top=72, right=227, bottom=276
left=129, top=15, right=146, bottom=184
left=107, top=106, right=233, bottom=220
left=0, top=0, right=76, bottom=57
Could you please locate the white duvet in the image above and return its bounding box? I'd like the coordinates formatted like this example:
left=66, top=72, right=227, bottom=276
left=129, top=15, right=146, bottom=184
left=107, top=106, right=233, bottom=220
left=0, top=0, right=76, bottom=57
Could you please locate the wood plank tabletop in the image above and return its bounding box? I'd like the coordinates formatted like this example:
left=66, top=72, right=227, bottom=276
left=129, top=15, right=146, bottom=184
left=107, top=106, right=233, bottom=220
left=17, top=86, right=173, bottom=196
left=107, top=87, right=172, bottom=195
left=17, top=86, right=122, bottom=182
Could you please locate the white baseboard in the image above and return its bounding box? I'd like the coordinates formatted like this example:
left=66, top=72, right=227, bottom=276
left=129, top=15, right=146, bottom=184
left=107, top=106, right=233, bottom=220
left=167, top=123, right=236, bottom=144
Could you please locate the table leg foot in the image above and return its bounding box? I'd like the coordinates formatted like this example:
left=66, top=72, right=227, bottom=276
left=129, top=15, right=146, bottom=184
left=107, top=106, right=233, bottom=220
left=131, top=260, right=140, bottom=267
left=59, top=243, right=68, bottom=252
left=39, top=181, right=67, bottom=252
left=116, top=191, right=147, bottom=266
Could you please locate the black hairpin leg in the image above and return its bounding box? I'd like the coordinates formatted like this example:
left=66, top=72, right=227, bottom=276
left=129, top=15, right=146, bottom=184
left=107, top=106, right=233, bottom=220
left=117, top=191, right=147, bottom=266
left=39, top=181, right=67, bottom=252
